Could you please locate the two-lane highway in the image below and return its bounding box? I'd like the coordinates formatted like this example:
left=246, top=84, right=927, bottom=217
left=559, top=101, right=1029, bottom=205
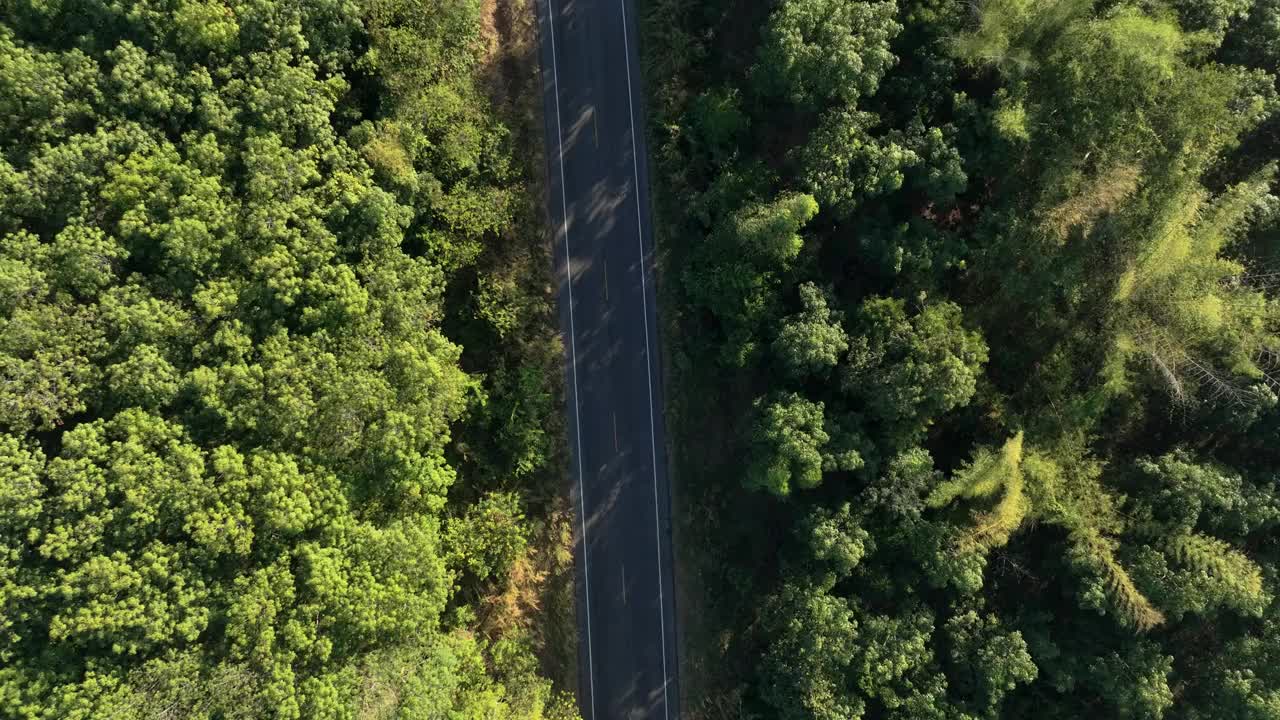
left=534, top=0, right=679, bottom=718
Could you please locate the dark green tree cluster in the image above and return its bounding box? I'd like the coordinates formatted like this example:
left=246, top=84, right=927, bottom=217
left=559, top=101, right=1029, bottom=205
left=0, top=1, right=572, bottom=718
left=644, top=0, right=1280, bottom=717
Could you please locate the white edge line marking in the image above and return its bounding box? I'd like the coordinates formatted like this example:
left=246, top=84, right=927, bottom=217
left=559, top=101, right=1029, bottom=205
left=545, top=4, right=598, bottom=720
left=618, top=3, right=672, bottom=719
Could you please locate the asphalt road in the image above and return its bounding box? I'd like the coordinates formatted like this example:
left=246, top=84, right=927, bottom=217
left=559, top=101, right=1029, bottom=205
left=534, top=0, right=679, bottom=718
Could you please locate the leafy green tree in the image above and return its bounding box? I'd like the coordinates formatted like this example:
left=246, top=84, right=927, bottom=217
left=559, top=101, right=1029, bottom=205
left=927, top=432, right=1031, bottom=554
left=796, top=109, right=919, bottom=218
left=1085, top=642, right=1174, bottom=720
left=772, top=282, right=849, bottom=379
left=446, top=491, right=531, bottom=585
left=744, top=391, right=867, bottom=496
left=943, top=610, right=1037, bottom=717
left=685, top=191, right=819, bottom=366
left=753, top=0, right=901, bottom=109
left=928, top=433, right=1172, bottom=630
left=1184, top=602, right=1280, bottom=719
left=798, top=502, right=871, bottom=583
left=1127, top=453, right=1273, bottom=620
left=1084, top=169, right=1279, bottom=411
left=745, top=392, right=830, bottom=496
left=843, top=298, right=988, bottom=446
left=729, top=191, right=821, bottom=262
left=1170, top=0, right=1253, bottom=39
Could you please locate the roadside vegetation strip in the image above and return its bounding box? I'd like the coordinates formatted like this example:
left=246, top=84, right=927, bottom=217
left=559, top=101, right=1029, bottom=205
left=472, top=0, right=582, bottom=697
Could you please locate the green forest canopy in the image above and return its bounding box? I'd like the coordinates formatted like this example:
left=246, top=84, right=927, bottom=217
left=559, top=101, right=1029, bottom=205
left=644, top=0, right=1280, bottom=717
left=0, top=0, right=572, bottom=718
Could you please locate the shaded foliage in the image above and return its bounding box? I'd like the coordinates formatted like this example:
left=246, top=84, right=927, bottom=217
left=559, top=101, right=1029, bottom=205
left=644, top=0, right=1280, bottom=717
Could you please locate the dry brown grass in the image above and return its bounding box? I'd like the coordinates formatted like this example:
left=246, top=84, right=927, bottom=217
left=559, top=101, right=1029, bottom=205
left=1044, top=164, right=1141, bottom=242
left=476, top=506, right=578, bottom=691
left=478, top=0, right=541, bottom=136
left=471, top=0, right=576, bottom=693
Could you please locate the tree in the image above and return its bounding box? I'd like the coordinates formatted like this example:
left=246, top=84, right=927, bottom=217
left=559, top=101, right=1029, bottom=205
left=773, top=282, right=849, bottom=379
left=688, top=86, right=748, bottom=166
left=744, top=392, right=830, bottom=496
left=797, top=502, right=871, bottom=583
left=943, top=610, right=1038, bottom=717
left=727, top=191, right=821, bottom=262
left=926, top=432, right=1030, bottom=554
left=1084, top=642, right=1174, bottom=720
left=684, top=192, right=819, bottom=366
left=843, top=298, right=988, bottom=447
left=758, top=582, right=861, bottom=720
left=796, top=109, right=920, bottom=218
left=446, top=491, right=530, bottom=585
left=753, top=0, right=901, bottom=110
left=1127, top=453, right=1272, bottom=621
left=1108, top=170, right=1280, bottom=407
left=928, top=433, right=1171, bottom=630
